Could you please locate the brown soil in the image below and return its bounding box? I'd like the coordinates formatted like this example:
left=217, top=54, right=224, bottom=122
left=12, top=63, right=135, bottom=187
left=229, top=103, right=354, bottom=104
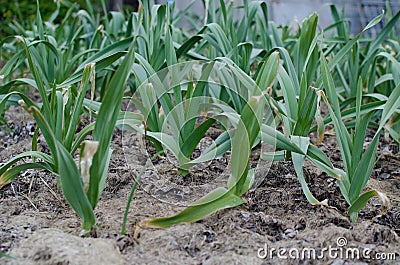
left=0, top=108, right=399, bottom=265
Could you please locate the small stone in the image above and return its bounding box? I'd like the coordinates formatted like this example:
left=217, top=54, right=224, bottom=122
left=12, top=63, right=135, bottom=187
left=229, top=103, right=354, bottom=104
left=241, top=212, right=250, bottom=221
left=378, top=173, right=391, bottom=180
left=284, top=229, right=297, bottom=238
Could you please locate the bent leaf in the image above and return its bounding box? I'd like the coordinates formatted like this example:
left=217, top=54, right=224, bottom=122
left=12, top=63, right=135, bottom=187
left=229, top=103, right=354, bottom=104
left=140, top=187, right=243, bottom=229
left=348, top=190, right=389, bottom=222
left=0, top=162, right=53, bottom=189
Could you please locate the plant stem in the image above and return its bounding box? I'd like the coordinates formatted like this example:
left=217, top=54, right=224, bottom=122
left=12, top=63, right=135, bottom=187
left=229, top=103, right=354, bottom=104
left=121, top=153, right=160, bottom=235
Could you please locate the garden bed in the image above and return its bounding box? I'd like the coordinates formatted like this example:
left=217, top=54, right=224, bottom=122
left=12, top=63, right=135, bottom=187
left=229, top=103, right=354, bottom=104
left=1, top=1, right=400, bottom=264
left=1, top=109, right=399, bottom=265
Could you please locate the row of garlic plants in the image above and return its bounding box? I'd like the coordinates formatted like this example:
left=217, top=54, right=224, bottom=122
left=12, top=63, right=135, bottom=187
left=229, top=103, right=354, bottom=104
left=0, top=0, right=399, bottom=234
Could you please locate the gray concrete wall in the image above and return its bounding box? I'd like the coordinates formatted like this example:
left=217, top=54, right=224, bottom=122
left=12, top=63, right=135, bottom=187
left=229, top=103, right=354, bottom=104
left=171, top=0, right=400, bottom=36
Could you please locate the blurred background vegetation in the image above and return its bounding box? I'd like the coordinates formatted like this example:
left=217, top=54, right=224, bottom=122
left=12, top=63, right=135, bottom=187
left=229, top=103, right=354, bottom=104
left=0, top=0, right=103, bottom=37
left=0, top=0, right=142, bottom=38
